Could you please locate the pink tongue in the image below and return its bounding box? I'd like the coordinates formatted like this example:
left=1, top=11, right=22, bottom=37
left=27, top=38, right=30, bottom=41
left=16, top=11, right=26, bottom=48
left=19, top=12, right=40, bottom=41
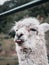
left=15, top=40, right=22, bottom=44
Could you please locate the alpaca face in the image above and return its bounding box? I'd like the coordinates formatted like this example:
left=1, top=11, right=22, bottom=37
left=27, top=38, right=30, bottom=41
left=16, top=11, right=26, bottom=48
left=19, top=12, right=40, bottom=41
left=10, top=17, right=49, bottom=49
left=13, top=18, right=40, bottom=49
left=14, top=23, right=38, bottom=48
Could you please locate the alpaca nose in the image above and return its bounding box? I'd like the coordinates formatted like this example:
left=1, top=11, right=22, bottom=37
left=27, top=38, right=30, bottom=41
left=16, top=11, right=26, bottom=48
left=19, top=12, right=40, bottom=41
left=15, top=33, right=24, bottom=45
left=17, top=33, right=23, bottom=39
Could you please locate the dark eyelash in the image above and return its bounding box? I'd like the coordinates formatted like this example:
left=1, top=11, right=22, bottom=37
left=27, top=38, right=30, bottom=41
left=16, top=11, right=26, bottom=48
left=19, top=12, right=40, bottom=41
left=30, top=28, right=37, bottom=31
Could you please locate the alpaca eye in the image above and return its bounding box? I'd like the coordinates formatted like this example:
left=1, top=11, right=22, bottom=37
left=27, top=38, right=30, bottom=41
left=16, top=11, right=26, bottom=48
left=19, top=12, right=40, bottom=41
left=30, top=28, right=37, bottom=31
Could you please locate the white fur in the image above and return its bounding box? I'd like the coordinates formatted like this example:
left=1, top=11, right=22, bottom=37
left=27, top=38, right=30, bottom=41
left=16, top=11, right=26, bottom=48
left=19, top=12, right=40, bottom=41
left=12, top=17, right=49, bottom=65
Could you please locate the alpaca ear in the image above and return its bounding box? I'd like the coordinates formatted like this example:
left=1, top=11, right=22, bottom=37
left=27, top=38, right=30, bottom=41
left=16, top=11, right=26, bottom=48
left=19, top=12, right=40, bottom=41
left=9, top=30, right=15, bottom=38
left=39, top=23, right=49, bottom=32
left=8, top=21, right=17, bottom=38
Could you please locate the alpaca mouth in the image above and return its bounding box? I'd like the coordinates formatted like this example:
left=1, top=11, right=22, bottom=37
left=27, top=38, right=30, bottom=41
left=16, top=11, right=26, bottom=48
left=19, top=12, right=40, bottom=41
left=15, top=39, right=24, bottom=45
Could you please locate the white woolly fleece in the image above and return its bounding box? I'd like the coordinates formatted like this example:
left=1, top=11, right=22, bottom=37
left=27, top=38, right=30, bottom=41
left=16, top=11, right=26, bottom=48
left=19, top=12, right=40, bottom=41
left=12, top=17, right=49, bottom=65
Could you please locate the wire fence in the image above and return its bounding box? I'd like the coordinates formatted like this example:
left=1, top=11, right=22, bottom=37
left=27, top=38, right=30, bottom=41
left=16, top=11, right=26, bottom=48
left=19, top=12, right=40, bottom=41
left=0, top=0, right=49, bottom=18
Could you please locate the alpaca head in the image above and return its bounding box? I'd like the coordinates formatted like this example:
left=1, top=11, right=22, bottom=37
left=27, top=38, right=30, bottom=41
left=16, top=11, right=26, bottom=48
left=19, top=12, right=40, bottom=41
left=9, top=17, right=49, bottom=50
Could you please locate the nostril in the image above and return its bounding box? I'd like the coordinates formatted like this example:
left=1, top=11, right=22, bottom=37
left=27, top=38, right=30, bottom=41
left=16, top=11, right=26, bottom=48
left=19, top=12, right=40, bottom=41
left=19, top=34, right=23, bottom=38
left=20, top=34, right=23, bottom=37
left=17, top=33, right=23, bottom=38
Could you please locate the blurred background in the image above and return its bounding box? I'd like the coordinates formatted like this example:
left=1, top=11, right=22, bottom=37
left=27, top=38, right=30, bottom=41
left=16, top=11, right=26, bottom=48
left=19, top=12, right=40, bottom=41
left=0, top=0, right=49, bottom=65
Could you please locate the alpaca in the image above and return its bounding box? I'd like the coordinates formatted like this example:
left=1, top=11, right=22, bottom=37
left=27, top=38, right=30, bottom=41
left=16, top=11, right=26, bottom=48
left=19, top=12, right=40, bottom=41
left=10, top=17, right=49, bottom=65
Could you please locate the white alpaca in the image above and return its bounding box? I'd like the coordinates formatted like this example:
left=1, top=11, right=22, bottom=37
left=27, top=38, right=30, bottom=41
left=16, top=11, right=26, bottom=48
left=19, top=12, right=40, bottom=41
left=11, top=17, right=49, bottom=65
